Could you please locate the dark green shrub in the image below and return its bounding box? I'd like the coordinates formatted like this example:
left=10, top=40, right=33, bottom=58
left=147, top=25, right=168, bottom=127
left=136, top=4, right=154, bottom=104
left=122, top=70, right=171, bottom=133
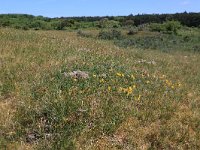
left=183, top=35, right=191, bottom=42
left=123, top=20, right=135, bottom=26
left=150, top=23, right=165, bottom=32
left=114, top=33, right=200, bottom=53
left=29, top=20, right=52, bottom=30
left=97, top=19, right=120, bottom=28
left=127, top=28, right=138, bottom=35
left=164, top=21, right=182, bottom=34
left=0, top=20, right=10, bottom=27
left=150, top=21, right=182, bottom=34
left=22, top=25, right=29, bottom=30
left=98, top=29, right=122, bottom=40
left=192, top=45, right=200, bottom=52
left=13, top=24, right=22, bottom=29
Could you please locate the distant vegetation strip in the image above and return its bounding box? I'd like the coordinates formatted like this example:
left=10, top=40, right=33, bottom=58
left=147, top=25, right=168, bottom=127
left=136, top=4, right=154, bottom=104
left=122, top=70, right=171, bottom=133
left=0, top=12, right=200, bottom=30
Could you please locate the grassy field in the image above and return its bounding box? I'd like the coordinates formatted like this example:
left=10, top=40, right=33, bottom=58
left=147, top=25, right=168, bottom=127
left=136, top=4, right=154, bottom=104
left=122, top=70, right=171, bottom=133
left=0, top=28, right=200, bottom=149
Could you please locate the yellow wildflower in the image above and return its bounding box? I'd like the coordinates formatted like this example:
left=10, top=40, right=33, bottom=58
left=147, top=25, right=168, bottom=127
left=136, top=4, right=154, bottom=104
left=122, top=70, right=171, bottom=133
left=127, top=87, right=133, bottom=95
left=165, top=79, right=172, bottom=86
left=100, top=78, right=105, bottom=83
left=116, top=73, right=121, bottom=76
left=136, top=95, right=141, bottom=101
left=118, top=87, right=123, bottom=92
left=116, top=73, right=124, bottom=77
left=177, top=81, right=182, bottom=87
left=160, top=74, right=166, bottom=79
left=131, top=75, right=135, bottom=80
left=146, top=80, right=150, bottom=84
left=108, top=86, right=111, bottom=91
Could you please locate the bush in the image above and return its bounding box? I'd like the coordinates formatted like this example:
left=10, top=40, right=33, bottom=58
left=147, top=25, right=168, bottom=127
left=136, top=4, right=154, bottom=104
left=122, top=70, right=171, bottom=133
left=115, top=33, right=200, bottom=53
left=123, top=20, right=135, bottom=27
left=150, top=23, right=165, bottom=32
left=127, top=28, right=138, bottom=35
left=192, top=45, right=200, bottom=52
left=150, top=21, right=182, bottom=34
left=137, top=24, right=150, bottom=31
left=98, top=19, right=120, bottom=28
left=183, top=35, right=191, bottom=42
left=164, top=21, right=182, bottom=34
left=22, top=25, right=29, bottom=30
left=29, top=20, right=52, bottom=30
left=98, top=29, right=122, bottom=40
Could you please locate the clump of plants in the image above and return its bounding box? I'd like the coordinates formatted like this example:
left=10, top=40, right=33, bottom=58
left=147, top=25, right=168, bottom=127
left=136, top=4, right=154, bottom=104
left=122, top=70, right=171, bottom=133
left=127, top=28, right=138, bottom=35
left=98, top=29, right=123, bottom=40
left=150, top=20, right=182, bottom=34
left=137, top=23, right=150, bottom=31
left=115, top=33, right=200, bottom=52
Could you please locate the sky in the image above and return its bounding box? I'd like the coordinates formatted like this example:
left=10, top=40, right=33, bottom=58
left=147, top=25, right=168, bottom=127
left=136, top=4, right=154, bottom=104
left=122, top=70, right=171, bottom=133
left=0, top=0, right=199, bottom=17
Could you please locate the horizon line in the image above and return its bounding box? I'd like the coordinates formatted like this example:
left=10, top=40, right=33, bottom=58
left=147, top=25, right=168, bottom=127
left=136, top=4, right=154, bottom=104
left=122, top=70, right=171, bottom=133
left=0, top=11, right=199, bottom=18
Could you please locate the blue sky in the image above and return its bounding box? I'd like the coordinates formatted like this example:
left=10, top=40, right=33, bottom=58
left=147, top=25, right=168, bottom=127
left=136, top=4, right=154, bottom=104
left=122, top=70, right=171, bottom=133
left=0, top=0, right=199, bottom=17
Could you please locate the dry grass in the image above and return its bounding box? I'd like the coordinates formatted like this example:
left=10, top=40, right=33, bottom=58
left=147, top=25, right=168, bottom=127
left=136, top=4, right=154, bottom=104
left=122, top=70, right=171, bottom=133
left=0, top=28, right=200, bottom=149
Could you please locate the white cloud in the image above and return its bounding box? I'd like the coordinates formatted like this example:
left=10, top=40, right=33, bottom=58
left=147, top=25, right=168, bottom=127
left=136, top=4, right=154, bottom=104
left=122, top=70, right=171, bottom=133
left=181, top=0, right=190, bottom=5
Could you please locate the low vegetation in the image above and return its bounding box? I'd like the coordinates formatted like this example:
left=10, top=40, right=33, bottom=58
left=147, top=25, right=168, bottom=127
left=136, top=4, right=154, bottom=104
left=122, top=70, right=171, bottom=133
left=115, top=32, right=200, bottom=52
left=149, top=20, right=182, bottom=34
left=76, top=21, right=200, bottom=53
left=0, top=26, right=200, bottom=149
left=98, top=29, right=122, bottom=40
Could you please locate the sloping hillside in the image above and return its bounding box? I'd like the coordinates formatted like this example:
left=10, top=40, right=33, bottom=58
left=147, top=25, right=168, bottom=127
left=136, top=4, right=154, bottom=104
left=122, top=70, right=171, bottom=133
left=0, top=28, right=200, bottom=149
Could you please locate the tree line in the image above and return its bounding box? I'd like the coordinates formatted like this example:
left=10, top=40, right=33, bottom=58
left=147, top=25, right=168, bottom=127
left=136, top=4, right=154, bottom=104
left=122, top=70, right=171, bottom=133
left=0, top=12, right=199, bottom=30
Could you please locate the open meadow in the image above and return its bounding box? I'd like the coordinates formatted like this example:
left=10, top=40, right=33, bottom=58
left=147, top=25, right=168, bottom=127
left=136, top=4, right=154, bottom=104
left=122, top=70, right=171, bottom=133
left=0, top=27, right=200, bottom=149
